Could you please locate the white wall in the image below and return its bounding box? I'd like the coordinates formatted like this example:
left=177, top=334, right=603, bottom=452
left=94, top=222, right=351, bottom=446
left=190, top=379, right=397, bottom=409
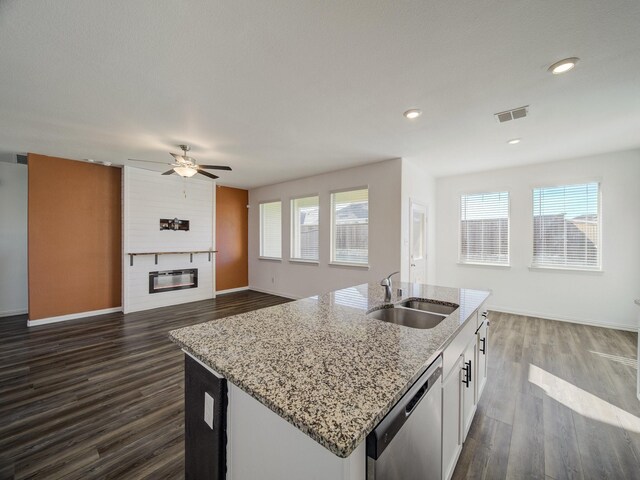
left=248, top=159, right=402, bottom=298
left=400, top=158, right=437, bottom=284
left=0, top=162, right=28, bottom=317
left=123, top=167, right=216, bottom=313
left=435, top=149, right=640, bottom=331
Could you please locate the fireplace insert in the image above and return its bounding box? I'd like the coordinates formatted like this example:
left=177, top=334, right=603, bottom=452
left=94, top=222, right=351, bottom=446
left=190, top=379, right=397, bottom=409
left=149, top=269, right=198, bottom=294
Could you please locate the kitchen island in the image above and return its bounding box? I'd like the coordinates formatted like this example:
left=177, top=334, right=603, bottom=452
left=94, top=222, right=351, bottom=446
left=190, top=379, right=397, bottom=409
left=169, top=282, right=490, bottom=479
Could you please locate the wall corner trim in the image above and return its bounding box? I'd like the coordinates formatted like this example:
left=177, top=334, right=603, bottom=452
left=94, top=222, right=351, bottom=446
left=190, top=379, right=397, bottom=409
left=0, top=308, right=29, bottom=318
left=216, top=286, right=250, bottom=295
left=247, top=286, right=300, bottom=300
left=27, top=307, right=122, bottom=327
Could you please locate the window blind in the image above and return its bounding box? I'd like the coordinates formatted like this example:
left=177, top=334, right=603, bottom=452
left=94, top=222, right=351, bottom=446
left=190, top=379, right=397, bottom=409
left=291, top=196, right=319, bottom=261
left=460, top=191, right=509, bottom=265
left=259, top=201, right=282, bottom=258
left=331, top=188, right=368, bottom=264
left=532, top=182, right=600, bottom=269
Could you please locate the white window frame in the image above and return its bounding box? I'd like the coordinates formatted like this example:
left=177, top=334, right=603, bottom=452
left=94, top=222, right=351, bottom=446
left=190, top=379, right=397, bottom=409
left=259, top=200, right=282, bottom=260
left=330, top=186, right=369, bottom=268
left=458, top=190, right=511, bottom=267
left=530, top=181, right=602, bottom=272
left=290, top=194, right=320, bottom=264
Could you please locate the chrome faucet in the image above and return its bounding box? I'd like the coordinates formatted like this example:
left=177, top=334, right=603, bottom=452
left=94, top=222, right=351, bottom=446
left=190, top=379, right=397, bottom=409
left=380, top=271, right=400, bottom=303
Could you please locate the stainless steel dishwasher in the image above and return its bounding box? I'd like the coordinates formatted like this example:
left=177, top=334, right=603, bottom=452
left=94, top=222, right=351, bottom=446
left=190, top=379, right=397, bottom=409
left=366, top=357, right=442, bottom=480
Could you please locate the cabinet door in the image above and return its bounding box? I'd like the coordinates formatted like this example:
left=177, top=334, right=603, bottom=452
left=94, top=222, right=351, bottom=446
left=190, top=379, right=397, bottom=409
left=476, top=319, right=488, bottom=401
left=462, top=339, right=476, bottom=441
left=442, top=355, right=463, bottom=480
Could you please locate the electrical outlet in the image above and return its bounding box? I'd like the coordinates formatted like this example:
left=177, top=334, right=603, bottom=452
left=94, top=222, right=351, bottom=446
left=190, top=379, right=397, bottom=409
left=204, top=392, right=214, bottom=429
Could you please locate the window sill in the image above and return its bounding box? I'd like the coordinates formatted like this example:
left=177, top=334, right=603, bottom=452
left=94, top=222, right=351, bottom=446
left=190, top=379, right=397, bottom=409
left=289, top=259, right=319, bottom=265
left=258, top=256, right=282, bottom=262
left=329, top=262, right=370, bottom=270
left=457, top=262, right=510, bottom=269
left=529, top=265, right=603, bottom=274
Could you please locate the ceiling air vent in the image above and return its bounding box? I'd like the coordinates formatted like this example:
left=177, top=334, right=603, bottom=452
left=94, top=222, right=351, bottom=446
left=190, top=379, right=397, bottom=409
left=494, top=105, right=529, bottom=123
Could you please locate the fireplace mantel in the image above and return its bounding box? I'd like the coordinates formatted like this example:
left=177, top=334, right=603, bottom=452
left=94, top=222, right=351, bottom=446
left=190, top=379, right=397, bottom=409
left=127, top=250, right=217, bottom=266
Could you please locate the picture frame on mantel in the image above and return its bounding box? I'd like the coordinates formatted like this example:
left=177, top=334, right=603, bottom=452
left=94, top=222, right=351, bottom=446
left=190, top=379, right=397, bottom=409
left=160, top=218, right=190, bottom=231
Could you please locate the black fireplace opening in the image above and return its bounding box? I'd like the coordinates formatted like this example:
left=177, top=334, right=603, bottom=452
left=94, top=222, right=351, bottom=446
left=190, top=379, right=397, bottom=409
left=149, top=269, right=198, bottom=294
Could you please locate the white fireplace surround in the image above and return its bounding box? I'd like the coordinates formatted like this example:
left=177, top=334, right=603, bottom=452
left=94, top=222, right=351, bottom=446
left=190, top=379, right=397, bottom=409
left=123, top=166, right=216, bottom=313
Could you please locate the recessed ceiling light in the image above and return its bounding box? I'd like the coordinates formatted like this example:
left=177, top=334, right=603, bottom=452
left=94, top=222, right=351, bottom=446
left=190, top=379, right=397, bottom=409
left=86, top=158, right=95, bottom=163
left=102, top=161, right=112, bottom=166
left=403, top=109, right=422, bottom=119
left=548, top=57, right=579, bottom=74
left=507, top=138, right=521, bottom=145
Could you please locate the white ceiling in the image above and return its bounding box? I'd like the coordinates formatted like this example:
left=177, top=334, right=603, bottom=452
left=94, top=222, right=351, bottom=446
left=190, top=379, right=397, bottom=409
left=0, top=0, right=639, bottom=189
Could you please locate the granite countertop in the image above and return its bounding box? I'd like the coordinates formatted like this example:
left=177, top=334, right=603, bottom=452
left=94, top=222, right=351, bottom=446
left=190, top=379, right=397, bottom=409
left=169, top=282, right=490, bottom=458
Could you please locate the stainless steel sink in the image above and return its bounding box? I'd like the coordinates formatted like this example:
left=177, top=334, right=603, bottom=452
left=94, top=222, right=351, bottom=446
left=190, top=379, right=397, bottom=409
left=398, top=300, right=458, bottom=316
left=367, top=307, right=447, bottom=329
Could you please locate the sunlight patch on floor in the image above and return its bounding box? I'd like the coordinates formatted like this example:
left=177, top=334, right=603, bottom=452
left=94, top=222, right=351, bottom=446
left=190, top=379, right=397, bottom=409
left=528, top=363, right=640, bottom=433
left=588, top=350, right=637, bottom=369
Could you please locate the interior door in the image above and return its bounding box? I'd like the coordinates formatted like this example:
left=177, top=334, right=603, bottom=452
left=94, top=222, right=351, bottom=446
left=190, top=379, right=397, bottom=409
left=409, top=201, right=428, bottom=284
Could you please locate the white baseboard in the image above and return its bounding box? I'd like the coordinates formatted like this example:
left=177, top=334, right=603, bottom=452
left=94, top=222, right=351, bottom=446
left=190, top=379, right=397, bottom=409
left=27, top=307, right=122, bottom=327
left=248, top=286, right=300, bottom=300
left=489, top=305, right=637, bottom=332
left=0, top=308, right=28, bottom=318
left=216, top=286, right=250, bottom=295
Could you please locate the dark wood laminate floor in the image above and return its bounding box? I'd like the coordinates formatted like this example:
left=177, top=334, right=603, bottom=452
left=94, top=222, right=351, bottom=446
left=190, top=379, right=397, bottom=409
left=2, top=299, right=639, bottom=479
left=453, top=312, right=640, bottom=480
left=0, top=290, right=292, bottom=480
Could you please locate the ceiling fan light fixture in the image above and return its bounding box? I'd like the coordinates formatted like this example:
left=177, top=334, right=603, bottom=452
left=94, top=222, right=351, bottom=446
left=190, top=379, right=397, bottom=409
left=174, top=166, right=198, bottom=177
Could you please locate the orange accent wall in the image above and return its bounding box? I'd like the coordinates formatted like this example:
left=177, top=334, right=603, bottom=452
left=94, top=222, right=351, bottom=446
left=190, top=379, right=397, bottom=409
left=216, top=186, right=248, bottom=291
left=28, top=154, right=122, bottom=320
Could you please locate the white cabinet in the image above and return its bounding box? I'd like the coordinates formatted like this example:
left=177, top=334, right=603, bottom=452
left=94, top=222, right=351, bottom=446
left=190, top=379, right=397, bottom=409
left=476, top=317, right=488, bottom=401
left=441, top=355, right=463, bottom=480
left=441, top=305, right=491, bottom=480
left=461, top=338, right=476, bottom=440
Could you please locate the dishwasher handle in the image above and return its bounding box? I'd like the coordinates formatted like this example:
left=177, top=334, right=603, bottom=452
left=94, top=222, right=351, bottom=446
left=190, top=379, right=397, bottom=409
left=405, top=373, right=435, bottom=416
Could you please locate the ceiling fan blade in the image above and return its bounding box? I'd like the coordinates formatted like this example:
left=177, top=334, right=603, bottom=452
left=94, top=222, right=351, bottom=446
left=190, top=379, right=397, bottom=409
left=128, top=158, right=170, bottom=165
left=197, top=165, right=232, bottom=171
left=197, top=170, right=219, bottom=180
left=170, top=152, right=183, bottom=162
left=162, top=169, right=175, bottom=175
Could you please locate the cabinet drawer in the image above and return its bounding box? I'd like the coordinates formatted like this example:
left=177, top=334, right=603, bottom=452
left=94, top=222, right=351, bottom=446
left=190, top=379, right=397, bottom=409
left=442, top=314, right=478, bottom=378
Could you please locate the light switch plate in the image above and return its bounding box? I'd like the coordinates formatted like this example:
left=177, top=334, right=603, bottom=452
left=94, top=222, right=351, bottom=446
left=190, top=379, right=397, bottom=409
left=204, top=392, right=214, bottom=429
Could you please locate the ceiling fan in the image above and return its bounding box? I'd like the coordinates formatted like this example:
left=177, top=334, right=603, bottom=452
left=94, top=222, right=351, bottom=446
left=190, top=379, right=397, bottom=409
left=129, top=145, right=232, bottom=179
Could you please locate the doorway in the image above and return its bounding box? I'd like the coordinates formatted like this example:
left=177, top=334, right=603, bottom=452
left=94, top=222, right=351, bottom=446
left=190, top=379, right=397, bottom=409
left=409, top=200, right=428, bottom=284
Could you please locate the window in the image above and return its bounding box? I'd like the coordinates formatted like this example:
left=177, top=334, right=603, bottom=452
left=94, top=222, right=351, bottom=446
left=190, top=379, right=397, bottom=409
left=532, top=182, right=600, bottom=269
left=460, top=191, right=509, bottom=265
left=259, top=201, right=282, bottom=258
left=331, top=188, right=368, bottom=265
left=291, top=196, right=319, bottom=261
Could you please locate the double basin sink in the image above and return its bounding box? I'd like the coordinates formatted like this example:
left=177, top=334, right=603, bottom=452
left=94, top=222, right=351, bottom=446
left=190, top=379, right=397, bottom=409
left=368, top=299, right=458, bottom=329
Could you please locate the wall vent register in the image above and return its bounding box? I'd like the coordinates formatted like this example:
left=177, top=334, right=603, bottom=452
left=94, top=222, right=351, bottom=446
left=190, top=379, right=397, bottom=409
left=149, top=269, right=198, bottom=294
left=494, top=105, right=528, bottom=123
